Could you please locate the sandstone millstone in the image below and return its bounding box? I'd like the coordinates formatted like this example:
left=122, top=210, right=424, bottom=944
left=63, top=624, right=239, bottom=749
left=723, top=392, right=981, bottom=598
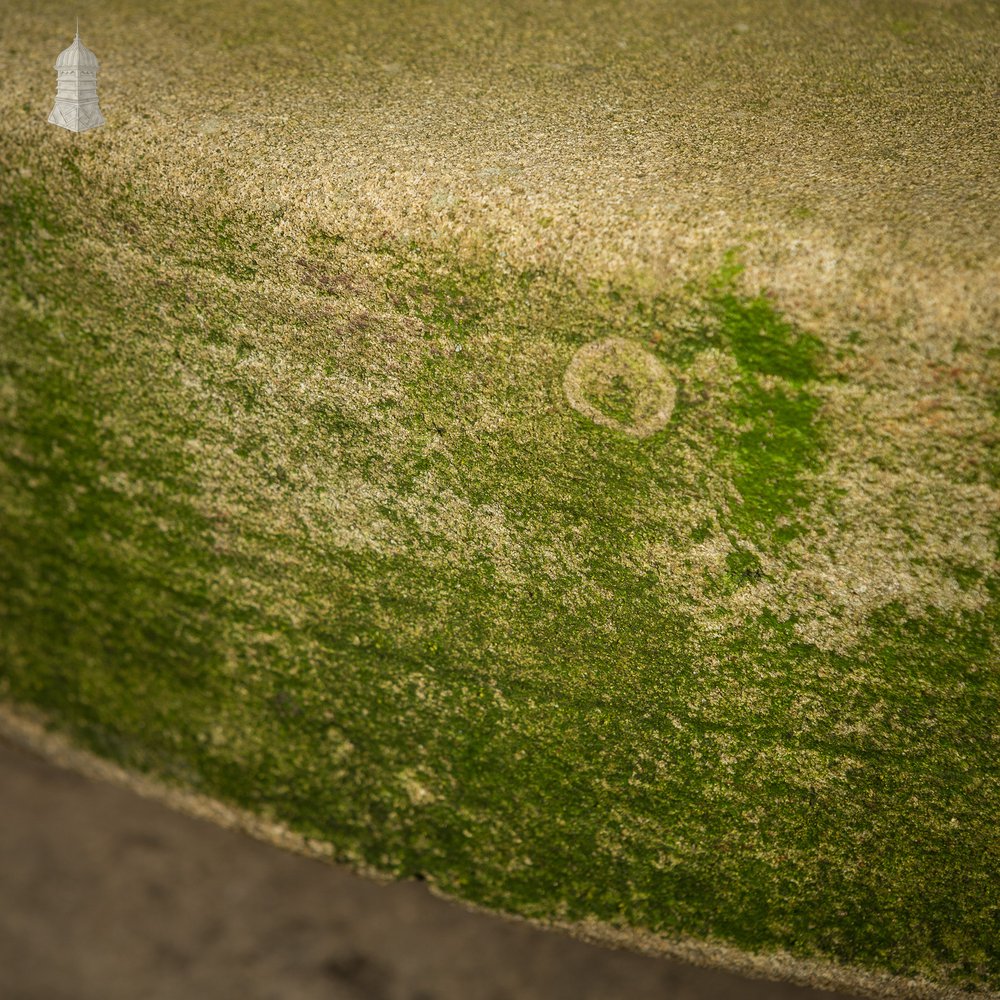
left=1, top=2, right=997, bottom=997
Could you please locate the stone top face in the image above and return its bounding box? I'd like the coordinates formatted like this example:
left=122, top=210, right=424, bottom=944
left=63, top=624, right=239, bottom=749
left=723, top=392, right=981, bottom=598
left=11, top=0, right=998, bottom=340
left=55, top=36, right=99, bottom=70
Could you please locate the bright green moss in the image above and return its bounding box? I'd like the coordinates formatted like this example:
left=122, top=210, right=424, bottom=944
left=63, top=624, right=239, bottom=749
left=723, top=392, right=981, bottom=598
left=1, top=163, right=997, bottom=995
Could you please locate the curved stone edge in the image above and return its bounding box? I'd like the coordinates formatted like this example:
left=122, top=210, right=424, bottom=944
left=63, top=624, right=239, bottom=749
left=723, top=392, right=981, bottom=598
left=0, top=699, right=994, bottom=1000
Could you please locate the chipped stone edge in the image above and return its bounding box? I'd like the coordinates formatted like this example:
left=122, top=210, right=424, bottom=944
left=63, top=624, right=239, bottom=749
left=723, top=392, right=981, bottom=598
left=0, top=699, right=995, bottom=1000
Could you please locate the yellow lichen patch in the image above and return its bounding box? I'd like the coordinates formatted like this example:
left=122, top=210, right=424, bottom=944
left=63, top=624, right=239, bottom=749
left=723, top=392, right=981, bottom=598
left=563, top=337, right=677, bottom=438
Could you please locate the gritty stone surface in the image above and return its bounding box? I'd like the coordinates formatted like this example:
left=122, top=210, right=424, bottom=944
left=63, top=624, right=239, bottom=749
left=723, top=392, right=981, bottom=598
left=3, top=2, right=994, bottom=657
left=5, top=1, right=999, bottom=307
left=1, top=1, right=998, bottom=996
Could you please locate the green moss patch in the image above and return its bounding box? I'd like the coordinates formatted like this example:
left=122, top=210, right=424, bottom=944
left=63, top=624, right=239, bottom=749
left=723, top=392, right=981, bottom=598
left=1, top=158, right=997, bottom=996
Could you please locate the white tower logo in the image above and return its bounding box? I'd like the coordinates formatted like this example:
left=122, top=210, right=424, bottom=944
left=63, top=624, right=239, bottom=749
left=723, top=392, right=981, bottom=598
left=48, top=20, right=106, bottom=133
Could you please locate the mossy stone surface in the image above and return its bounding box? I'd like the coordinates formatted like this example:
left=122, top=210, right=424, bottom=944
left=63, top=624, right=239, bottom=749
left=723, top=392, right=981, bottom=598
left=1, top=1, right=998, bottom=996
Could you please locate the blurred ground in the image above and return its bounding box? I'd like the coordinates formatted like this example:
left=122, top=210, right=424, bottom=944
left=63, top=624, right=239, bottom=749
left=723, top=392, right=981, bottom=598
left=0, top=738, right=857, bottom=1000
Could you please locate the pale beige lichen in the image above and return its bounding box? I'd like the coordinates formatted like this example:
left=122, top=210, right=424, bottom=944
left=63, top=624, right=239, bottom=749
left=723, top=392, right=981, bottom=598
left=399, top=767, right=438, bottom=806
left=563, top=336, right=677, bottom=437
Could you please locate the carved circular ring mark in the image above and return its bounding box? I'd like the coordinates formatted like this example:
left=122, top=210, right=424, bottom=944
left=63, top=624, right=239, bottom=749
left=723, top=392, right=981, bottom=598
left=563, top=337, right=676, bottom=438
